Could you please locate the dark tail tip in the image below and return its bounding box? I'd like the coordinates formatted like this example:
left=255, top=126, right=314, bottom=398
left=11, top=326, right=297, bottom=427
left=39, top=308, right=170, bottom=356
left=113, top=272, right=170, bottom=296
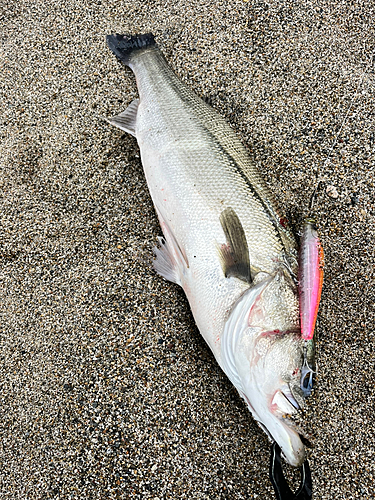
left=106, top=33, right=156, bottom=65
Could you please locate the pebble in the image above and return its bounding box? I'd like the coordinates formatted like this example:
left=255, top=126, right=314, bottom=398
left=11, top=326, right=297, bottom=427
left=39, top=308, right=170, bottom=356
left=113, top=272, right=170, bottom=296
left=326, top=185, right=339, bottom=198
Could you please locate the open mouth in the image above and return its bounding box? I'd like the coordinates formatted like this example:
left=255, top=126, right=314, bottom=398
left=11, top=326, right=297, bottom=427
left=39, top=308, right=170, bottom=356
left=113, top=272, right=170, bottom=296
left=272, top=392, right=313, bottom=448
left=271, top=389, right=299, bottom=416
left=282, top=388, right=300, bottom=409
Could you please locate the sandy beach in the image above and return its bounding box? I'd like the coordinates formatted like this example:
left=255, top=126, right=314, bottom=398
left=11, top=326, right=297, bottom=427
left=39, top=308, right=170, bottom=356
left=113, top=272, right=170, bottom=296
left=1, top=0, right=374, bottom=498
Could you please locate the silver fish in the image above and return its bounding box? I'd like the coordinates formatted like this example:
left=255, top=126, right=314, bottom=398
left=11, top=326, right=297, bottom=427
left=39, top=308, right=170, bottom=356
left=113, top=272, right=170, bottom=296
left=106, top=33, right=314, bottom=467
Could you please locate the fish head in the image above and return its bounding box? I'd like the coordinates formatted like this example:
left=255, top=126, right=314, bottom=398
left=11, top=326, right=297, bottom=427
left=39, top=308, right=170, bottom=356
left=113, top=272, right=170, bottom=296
left=245, top=330, right=307, bottom=467
left=221, top=273, right=311, bottom=467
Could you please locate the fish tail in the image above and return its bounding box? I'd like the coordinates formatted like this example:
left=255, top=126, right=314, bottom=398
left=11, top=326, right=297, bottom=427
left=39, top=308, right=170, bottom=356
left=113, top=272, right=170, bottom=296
left=106, top=33, right=156, bottom=66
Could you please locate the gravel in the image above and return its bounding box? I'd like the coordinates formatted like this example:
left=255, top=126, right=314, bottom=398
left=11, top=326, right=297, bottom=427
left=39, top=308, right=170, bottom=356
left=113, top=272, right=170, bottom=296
left=1, top=0, right=374, bottom=498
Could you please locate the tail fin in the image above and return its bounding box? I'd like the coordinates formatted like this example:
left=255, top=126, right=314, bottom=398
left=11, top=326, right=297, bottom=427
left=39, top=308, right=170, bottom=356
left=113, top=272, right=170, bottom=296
left=106, top=33, right=156, bottom=66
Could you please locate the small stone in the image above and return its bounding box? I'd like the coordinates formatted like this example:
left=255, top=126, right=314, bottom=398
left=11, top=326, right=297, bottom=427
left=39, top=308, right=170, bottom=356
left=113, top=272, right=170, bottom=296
left=326, top=185, right=339, bottom=198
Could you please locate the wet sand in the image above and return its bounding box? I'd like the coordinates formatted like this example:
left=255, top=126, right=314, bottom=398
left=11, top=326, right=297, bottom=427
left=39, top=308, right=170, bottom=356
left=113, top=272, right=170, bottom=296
left=1, top=1, right=374, bottom=498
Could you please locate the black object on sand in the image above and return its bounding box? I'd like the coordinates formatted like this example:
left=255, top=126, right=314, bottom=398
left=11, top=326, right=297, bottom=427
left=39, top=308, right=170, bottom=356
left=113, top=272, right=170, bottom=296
left=270, top=443, right=312, bottom=500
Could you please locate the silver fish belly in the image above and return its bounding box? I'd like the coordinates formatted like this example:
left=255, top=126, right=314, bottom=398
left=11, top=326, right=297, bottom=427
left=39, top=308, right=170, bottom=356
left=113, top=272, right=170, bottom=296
left=106, top=33, right=311, bottom=467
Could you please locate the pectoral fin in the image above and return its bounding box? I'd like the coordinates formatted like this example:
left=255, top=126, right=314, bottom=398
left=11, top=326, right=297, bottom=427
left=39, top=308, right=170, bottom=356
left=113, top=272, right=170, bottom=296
left=218, top=207, right=252, bottom=283
left=105, top=99, right=139, bottom=137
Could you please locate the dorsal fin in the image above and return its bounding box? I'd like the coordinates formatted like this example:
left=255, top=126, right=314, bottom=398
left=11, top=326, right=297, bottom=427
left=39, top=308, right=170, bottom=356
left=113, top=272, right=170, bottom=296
left=105, top=99, right=139, bottom=137
left=218, top=207, right=252, bottom=283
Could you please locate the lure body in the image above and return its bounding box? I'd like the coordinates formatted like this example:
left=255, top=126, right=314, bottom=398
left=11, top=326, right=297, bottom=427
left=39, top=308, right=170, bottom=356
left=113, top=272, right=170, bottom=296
left=298, top=219, right=324, bottom=341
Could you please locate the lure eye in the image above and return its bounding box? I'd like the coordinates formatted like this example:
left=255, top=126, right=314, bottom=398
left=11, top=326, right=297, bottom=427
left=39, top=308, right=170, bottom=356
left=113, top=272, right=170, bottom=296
left=300, top=368, right=314, bottom=396
left=302, top=372, right=311, bottom=390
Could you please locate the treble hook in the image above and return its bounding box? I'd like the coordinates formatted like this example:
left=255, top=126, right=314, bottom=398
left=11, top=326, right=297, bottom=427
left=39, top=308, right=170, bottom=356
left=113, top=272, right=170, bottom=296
left=270, top=443, right=312, bottom=500
left=300, top=343, right=315, bottom=397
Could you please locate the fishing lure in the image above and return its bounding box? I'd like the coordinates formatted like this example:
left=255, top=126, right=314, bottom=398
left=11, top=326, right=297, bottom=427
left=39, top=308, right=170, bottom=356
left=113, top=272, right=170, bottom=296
left=299, top=218, right=324, bottom=342
left=298, top=218, right=324, bottom=396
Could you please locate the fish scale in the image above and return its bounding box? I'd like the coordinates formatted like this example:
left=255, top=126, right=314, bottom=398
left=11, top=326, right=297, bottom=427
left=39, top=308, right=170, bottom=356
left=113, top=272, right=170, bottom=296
left=106, top=33, right=312, bottom=468
left=134, top=49, right=294, bottom=269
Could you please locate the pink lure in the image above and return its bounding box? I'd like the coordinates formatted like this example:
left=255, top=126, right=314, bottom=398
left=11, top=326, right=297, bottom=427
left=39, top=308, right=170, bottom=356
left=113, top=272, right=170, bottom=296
left=298, top=219, right=324, bottom=341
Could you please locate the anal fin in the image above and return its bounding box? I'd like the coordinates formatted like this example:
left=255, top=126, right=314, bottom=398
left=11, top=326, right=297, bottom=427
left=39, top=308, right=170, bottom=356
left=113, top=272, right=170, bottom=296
left=105, top=99, right=139, bottom=137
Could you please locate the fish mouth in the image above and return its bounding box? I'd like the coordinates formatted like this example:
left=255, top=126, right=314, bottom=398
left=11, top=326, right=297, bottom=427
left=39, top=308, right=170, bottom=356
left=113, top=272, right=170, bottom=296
left=257, top=396, right=306, bottom=466
left=271, top=389, right=300, bottom=416
left=244, top=390, right=306, bottom=466
left=282, top=388, right=300, bottom=410
left=271, top=390, right=313, bottom=458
